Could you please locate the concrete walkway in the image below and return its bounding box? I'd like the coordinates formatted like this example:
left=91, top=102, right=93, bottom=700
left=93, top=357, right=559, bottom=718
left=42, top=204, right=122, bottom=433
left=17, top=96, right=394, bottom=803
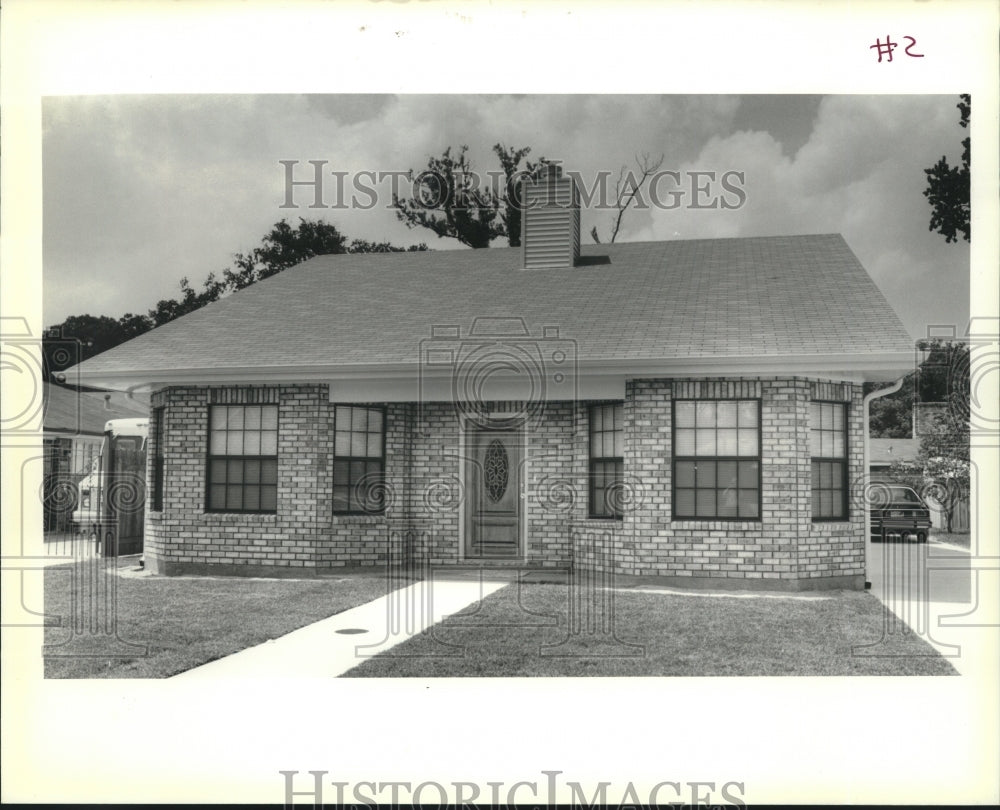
left=868, top=538, right=997, bottom=676
left=172, top=577, right=509, bottom=679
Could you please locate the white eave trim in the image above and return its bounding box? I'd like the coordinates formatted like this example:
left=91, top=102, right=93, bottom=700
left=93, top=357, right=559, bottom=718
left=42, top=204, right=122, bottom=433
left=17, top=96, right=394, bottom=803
left=66, top=351, right=916, bottom=394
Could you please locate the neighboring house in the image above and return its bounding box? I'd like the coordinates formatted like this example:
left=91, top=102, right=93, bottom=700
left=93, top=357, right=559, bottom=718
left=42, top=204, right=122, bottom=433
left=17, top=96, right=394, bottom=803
left=868, top=438, right=920, bottom=485
left=42, top=382, right=149, bottom=531
left=869, top=403, right=969, bottom=531
left=67, top=166, right=915, bottom=589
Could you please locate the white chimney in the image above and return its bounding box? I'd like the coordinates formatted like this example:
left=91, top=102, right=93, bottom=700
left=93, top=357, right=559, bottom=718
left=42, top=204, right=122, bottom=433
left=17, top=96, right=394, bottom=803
left=520, top=162, right=581, bottom=269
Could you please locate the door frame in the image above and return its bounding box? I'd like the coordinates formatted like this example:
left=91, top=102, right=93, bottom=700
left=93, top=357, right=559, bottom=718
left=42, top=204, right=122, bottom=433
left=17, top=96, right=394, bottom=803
left=458, top=414, right=528, bottom=561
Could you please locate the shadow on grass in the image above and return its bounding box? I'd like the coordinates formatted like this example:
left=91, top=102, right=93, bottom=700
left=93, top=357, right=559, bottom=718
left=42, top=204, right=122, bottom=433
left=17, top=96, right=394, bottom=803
left=43, top=565, right=399, bottom=678
left=345, top=584, right=957, bottom=677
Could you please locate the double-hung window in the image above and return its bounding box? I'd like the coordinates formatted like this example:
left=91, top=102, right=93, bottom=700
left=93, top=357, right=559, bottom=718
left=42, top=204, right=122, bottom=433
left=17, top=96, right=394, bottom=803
left=333, top=405, right=386, bottom=514
left=207, top=404, right=278, bottom=513
left=810, top=401, right=848, bottom=520
left=673, top=400, right=760, bottom=520
left=589, top=403, right=624, bottom=519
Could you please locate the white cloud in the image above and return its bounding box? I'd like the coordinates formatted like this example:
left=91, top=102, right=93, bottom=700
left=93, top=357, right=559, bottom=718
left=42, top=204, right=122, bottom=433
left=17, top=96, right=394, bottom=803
left=42, top=94, right=968, bottom=338
left=637, top=95, right=969, bottom=336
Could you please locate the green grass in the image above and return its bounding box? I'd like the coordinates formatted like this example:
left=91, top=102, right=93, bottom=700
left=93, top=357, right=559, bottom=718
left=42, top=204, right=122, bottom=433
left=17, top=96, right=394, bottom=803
left=43, top=566, right=397, bottom=678
left=44, top=563, right=958, bottom=678
left=930, top=529, right=971, bottom=549
left=345, top=583, right=957, bottom=677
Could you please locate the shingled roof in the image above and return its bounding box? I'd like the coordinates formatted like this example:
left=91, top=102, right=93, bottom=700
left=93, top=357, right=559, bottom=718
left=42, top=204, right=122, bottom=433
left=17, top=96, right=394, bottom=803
left=69, top=233, right=915, bottom=389
left=43, top=382, right=150, bottom=435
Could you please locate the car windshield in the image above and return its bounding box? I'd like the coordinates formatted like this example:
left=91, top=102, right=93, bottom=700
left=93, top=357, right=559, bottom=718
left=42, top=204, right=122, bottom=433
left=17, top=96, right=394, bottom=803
left=888, top=486, right=923, bottom=504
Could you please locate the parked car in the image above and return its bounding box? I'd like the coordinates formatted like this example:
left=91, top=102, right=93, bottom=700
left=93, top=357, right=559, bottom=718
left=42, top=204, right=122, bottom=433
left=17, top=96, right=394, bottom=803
left=870, top=485, right=932, bottom=543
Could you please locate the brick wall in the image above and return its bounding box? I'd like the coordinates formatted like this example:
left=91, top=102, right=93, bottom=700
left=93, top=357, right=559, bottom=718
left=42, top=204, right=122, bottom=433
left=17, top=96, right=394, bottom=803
left=573, top=377, right=864, bottom=589
left=147, top=377, right=864, bottom=587
left=801, top=381, right=865, bottom=580
left=147, top=385, right=332, bottom=574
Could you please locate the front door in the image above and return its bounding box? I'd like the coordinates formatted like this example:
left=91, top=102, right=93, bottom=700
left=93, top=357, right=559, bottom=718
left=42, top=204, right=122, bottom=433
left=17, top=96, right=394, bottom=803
left=465, top=426, right=522, bottom=559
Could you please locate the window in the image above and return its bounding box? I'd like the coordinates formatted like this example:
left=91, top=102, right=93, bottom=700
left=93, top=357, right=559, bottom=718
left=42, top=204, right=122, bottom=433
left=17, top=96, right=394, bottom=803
left=589, top=403, right=623, bottom=518
left=206, top=404, right=278, bottom=513
left=673, top=400, right=760, bottom=520
left=151, top=407, right=165, bottom=511
left=333, top=405, right=385, bottom=514
left=811, top=401, right=848, bottom=520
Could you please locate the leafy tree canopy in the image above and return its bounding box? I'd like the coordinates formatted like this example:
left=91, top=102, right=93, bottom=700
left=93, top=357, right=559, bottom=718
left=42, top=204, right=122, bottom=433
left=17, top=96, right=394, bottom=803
left=865, top=340, right=969, bottom=438
left=923, top=94, right=970, bottom=243
left=45, top=219, right=424, bottom=377
left=393, top=144, right=546, bottom=248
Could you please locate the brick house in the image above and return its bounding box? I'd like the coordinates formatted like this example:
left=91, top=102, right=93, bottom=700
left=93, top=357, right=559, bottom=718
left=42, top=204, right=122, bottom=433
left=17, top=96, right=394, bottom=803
left=68, top=167, right=914, bottom=589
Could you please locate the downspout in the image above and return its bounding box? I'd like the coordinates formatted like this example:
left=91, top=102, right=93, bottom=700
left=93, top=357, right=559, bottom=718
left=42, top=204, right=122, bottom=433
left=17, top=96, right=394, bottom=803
left=862, top=377, right=907, bottom=589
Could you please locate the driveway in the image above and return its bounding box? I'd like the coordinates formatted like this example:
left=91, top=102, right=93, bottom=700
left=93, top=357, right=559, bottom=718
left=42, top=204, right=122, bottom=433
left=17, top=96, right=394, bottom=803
left=867, top=537, right=995, bottom=675
left=868, top=538, right=971, bottom=606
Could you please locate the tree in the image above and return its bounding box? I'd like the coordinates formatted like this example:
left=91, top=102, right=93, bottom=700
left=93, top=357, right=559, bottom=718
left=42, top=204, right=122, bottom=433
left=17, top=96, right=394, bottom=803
left=224, top=218, right=350, bottom=290
left=889, top=409, right=969, bottom=532
left=43, top=315, right=133, bottom=379
left=864, top=340, right=969, bottom=438
left=225, top=219, right=428, bottom=290
left=590, top=152, right=665, bottom=244
left=347, top=239, right=429, bottom=254
left=118, top=312, right=154, bottom=341
left=148, top=273, right=228, bottom=327
left=923, top=94, right=970, bottom=243
left=867, top=374, right=916, bottom=438
left=392, top=144, right=543, bottom=248
left=392, top=145, right=503, bottom=248
left=45, top=218, right=425, bottom=374
left=492, top=143, right=535, bottom=248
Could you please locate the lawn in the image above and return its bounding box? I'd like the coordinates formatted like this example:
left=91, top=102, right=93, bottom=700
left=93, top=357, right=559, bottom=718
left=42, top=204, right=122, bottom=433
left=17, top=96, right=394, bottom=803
left=43, top=565, right=398, bottom=678
left=43, top=563, right=958, bottom=678
left=345, top=583, right=957, bottom=677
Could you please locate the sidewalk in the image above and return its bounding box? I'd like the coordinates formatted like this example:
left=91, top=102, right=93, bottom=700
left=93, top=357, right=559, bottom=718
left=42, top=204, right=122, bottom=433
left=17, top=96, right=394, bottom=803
left=172, top=576, right=509, bottom=679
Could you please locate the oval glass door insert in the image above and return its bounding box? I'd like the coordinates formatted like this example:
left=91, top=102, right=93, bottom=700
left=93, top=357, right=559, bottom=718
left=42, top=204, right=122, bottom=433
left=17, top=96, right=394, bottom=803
left=484, top=439, right=509, bottom=502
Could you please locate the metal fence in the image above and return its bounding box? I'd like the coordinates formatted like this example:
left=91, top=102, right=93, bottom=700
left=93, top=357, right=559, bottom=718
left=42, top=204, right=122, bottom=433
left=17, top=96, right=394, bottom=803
left=43, top=522, right=115, bottom=559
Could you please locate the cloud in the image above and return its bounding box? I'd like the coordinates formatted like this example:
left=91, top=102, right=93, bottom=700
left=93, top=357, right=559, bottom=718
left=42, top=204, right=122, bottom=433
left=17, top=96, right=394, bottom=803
left=42, top=94, right=968, bottom=339
left=636, top=95, right=969, bottom=337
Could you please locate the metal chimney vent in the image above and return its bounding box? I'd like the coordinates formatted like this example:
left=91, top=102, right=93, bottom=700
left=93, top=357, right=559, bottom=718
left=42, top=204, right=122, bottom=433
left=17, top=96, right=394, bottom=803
left=520, top=162, right=581, bottom=269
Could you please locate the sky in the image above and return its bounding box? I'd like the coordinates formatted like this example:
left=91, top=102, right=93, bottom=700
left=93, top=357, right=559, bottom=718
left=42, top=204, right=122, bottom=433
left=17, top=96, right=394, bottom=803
left=42, top=93, right=970, bottom=341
